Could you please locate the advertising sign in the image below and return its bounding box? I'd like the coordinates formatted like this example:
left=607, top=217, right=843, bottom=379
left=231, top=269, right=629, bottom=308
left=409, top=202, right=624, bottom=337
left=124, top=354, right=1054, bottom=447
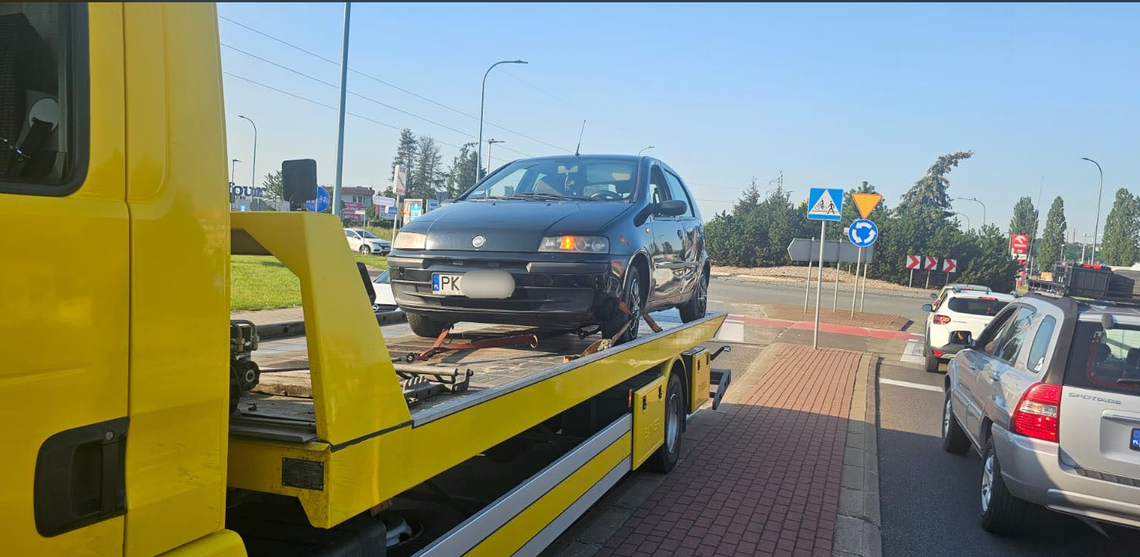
left=1011, top=234, right=1030, bottom=256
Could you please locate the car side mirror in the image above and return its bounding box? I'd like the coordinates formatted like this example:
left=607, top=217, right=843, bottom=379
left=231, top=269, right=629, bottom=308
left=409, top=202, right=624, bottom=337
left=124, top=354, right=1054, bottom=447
left=655, top=199, right=687, bottom=216
left=921, top=304, right=933, bottom=312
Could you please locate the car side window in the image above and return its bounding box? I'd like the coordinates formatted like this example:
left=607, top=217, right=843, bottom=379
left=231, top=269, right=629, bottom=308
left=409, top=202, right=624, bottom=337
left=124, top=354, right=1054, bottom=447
left=979, top=306, right=1017, bottom=356
left=992, top=307, right=1036, bottom=362
left=0, top=4, right=85, bottom=196
left=1027, top=316, right=1057, bottom=373
left=933, top=292, right=947, bottom=311
left=649, top=166, right=671, bottom=205
left=345, top=230, right=355, bottom=238
left=663, top=171, right=695, bottom=217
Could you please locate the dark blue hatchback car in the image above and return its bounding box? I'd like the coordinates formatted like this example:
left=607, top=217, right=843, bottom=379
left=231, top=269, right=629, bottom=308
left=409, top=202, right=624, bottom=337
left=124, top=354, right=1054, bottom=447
left=388, top=155, right=708, bottom=343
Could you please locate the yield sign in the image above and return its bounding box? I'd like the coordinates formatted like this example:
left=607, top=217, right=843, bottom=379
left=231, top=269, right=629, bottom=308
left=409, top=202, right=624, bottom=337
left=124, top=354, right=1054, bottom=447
left=905, top=254, right=921, bottom=270
left=851, top=193, right=883, bottom=219
left=943, top=258, right=958, bottom=273
left=924, top=256, right=939, bottom=271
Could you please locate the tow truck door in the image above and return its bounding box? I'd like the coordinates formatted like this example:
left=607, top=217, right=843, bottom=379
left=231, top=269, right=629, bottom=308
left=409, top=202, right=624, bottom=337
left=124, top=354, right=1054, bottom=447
left=0, top=4, right=129, bottom=554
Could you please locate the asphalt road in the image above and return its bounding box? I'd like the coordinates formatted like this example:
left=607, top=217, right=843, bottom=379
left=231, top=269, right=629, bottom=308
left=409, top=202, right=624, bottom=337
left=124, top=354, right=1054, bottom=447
left=878, top=360, right=1140, bottom=556
left=709, top=277, right=930, bottom=327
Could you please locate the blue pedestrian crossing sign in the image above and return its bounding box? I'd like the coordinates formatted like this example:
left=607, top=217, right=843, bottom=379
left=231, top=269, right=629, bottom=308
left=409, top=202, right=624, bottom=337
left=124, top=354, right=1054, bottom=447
left=807, top=188, right=843, bottom=221
left=847, top=218, right=878, bottom=247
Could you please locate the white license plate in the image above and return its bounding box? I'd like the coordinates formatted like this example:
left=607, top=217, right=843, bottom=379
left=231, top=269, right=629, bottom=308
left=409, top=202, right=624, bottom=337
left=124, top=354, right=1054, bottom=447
left=432, top=273, right=463, bottom=295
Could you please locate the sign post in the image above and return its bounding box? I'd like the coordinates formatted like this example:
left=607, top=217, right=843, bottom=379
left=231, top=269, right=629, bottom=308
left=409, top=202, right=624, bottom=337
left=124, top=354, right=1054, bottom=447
left=850, top=248, right=862, bottom=318
left=803, top=242, right=814, bottom=312
left=391, top=165, right=408, bottom=239
left=847, top=218, right=878, bottom=317
left=807, top=188, right=843, bottom=349
left=905, top=255, right=921, bottom=288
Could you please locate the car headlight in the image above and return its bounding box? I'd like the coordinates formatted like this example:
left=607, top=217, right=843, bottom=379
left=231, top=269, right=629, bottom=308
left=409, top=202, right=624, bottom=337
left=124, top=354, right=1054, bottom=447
left=539, top=235, right=609, bottom=254
left=393, top=231, right=427, bottom=250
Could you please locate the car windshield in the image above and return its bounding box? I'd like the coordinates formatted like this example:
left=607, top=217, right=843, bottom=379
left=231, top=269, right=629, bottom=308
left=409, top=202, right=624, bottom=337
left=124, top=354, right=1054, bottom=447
left=1064, top=321, right=1140, bottom=396
left=360, top=230, right=378, bottom=239
left=947, top=297, right=1008, bottom=316
left=463, top=158, right=639, bottom=202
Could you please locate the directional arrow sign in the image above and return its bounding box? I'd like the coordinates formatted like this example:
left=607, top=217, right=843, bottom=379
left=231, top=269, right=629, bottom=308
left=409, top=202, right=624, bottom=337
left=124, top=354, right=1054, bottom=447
left=847, top=219, right=878, bottom=247
left=787, top=238, right=873, bottom=263
left=943, top=258, right=957, bottom=273
left=807, top=188, right=843, bottom=221
left=851, top=193, right=883, bottom=219
left=905, top=255, right=921, bottom=270
left=924, top=255, right=939, bottom=271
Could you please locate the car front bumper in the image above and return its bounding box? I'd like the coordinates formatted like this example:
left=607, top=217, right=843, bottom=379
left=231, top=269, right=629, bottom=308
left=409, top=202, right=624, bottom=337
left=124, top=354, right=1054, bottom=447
left=387, top=251, right=625, bottom=328
left=993, top=425, right=1140, bottom=529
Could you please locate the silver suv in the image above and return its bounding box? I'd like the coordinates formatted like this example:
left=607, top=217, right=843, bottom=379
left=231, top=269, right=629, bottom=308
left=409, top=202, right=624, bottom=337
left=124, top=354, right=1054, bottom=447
left=942, top=291, right=1140, bottom=533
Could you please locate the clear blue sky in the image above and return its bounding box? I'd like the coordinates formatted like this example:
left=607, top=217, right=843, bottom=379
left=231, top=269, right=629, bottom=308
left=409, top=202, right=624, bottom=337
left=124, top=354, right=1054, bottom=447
left=219, top=2, right=1139, bottom=236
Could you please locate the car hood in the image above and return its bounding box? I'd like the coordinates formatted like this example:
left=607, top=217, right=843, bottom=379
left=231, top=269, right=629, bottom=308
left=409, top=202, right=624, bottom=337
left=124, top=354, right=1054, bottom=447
left=412, top=200, right=632, bottom=252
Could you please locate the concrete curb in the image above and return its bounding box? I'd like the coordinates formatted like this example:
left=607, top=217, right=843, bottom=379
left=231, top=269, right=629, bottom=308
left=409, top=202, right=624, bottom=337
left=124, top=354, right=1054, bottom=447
left=833, top=353, right=883, bottom=557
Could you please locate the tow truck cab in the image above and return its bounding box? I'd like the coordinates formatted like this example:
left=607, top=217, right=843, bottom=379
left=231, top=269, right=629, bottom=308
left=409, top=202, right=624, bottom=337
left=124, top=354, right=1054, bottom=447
left=2, top=4, right=729, bottom=556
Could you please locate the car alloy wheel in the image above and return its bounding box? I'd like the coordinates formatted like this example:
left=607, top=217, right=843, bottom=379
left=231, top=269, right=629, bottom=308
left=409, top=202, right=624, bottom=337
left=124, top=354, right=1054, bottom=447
left=665, top=387, right=681, bottom=453
left=695, top=274, right=708, bottom=316
left=627, top=277, right=641, bottom=340
left=360, top=245, right=371, bottom=255
left=981, top=453, right=994, bottom=513
left=943, top=397, right=952, bottom=438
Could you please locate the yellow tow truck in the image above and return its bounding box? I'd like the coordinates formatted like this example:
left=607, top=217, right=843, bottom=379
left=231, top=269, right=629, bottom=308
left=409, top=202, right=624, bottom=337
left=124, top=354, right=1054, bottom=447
left=2, top=3, right=730, bottom=556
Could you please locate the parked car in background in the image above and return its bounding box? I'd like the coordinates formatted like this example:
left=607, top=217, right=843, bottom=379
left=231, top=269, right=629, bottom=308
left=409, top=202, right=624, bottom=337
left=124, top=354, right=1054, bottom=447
left=344, top=228, right=390, bottom=255
left=371, top=270, right=397, bottom=311
left=942, top=286, right=1140, bottom=534
left=923, top=288, right=1015, bottom=371
left=388, top=155, right=709, bottom=342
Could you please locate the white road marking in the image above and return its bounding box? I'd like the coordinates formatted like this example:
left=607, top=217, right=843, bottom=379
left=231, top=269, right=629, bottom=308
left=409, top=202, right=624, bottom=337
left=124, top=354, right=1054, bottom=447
left=900, top=339, right=925, bottom=365
left=880, top=378, right=943, bottom=393
left=716, top=321, right=745, bottom=343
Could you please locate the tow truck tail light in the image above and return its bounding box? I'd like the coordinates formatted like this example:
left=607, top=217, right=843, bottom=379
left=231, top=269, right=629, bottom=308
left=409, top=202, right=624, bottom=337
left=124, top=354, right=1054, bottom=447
left=1010, top=382, right=1062, bottom=442
left=933, top=314, right=951, bottom=325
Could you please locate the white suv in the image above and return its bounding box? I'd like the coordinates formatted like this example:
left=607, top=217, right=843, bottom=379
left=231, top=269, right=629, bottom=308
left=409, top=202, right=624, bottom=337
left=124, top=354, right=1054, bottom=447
left=922, top=288, right=1015, bottom=372
left=344, top=228, right=390, bottom=256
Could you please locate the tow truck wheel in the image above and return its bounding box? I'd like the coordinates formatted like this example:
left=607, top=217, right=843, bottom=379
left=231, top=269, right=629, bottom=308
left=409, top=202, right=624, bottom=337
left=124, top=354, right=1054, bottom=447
left=408, top=312, right=448, bottom=338
left=647, top=371, right=685, bottom=473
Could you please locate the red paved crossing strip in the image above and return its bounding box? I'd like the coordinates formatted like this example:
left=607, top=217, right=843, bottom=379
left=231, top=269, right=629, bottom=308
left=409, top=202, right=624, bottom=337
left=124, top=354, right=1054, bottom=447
left=729, top=315, right=921, bottom=342
left=595, top=344, right=862, bottom=557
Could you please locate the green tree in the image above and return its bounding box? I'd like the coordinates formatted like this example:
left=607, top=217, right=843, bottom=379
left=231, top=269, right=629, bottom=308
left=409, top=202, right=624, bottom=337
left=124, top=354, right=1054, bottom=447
left=896, top=151, right=973, bottom=217
left=410, top=135, right=443, bottom=200
left=261, top=170, right=283, bottom=200
left=443, top=142, right=478, bottom=198
left=1008, top=196, right=1039, bottom=246
left=391, top=128, right=417, bottom=192
left=1100, top=188, right=1140, bottom=266
left=1037, top=196, right=1067, bottom=270
left=732, top=178, right=761, bottom=217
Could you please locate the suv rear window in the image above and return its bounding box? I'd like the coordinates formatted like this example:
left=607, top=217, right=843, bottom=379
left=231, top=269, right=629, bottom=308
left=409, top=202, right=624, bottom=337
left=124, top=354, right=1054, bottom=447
left=1063, top=321, right=1140, bottom=396
left=947, top=297, right=1008, bottom=316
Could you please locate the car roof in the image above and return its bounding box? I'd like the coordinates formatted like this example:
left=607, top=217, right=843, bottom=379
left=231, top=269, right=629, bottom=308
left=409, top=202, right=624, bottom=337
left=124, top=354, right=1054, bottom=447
left=948, top=290, right=1016, bottom=301
left=505, top=154, right=644, bottom=164
left=944, top=283, right=990, bottom=291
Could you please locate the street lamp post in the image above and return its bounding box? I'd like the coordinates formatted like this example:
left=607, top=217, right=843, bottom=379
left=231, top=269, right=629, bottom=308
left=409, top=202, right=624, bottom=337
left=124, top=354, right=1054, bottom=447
left=477, top=59, right=527, bottom=182
left=637, top=146, right=655, bottom=156
left=486, top=139, right=504, bottom=171
left=953, top=197, right=986, bottom=228
left=238, top=115, right=257, bottom=194
left=231, top=159, right=241, bottom=183
left=951, top=211, right=972, bottom=231
left=1080, top=158, right=1104, bottom=264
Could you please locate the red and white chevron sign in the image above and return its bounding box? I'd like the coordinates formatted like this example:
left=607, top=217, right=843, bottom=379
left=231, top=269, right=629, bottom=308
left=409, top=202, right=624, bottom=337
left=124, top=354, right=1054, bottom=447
left=943, top=258, right=957, bottom=273
left=924, top=256, right=939, bottom=271
left=905, top=255, right=921, bottom=270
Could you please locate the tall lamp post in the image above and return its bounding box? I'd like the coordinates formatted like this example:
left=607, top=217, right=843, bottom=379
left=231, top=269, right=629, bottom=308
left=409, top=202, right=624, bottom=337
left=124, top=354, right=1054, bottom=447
left=1079, top=157, right=1104, bottom=264
left=953, top=197, right=986, bottom=228
left=477, top=59, right=527, bottom=182
left=637, top=146, right=655, bottom=156
left=230, top=159, right=241, bottom=183
left=950, top=211, right=972, bottom=232
left=332, top=2, right=352, bottom=220
left=238, top=115, right=257, bottom=193
left=486, top=139, right=505, bottom=172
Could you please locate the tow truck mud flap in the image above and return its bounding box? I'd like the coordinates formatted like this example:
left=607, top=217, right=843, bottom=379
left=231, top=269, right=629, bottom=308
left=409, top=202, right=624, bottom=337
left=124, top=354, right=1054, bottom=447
left=710, top=368, right=732, bottom=410
left=416, top=415, right=632, bottom=557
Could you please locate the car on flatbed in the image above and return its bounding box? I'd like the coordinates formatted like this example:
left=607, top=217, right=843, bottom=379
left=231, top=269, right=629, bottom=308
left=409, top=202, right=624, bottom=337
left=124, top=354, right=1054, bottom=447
left=388, top=155, right=709, bottom=342
left=942, top=265, right=1140, bottom=534
left=922, top=288, right=1014, bottom=372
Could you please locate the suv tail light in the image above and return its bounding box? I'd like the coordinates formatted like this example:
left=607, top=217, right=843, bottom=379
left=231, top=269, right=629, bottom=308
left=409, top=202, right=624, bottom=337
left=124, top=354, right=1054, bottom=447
left=1010, top=382, right=1062, bottom=442
left=933, top=314, right=951, bottom=325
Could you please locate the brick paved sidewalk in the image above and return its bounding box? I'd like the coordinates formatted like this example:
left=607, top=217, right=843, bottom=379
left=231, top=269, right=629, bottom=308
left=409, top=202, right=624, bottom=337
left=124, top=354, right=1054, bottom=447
left=596, top=344, right=862, bottom=557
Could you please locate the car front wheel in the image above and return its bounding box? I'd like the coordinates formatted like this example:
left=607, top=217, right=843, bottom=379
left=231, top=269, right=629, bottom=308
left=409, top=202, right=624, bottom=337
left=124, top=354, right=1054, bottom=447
left=359, top=245, right=372, bottom=255
left=407, top=312, right=449, bottom=338
left=979, top=435, right=1029, bottom=534
left=602, top=266, right=642, bottom=344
